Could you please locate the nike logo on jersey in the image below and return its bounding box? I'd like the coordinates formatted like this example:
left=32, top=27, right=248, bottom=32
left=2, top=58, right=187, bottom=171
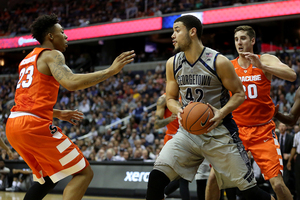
left=201, top=113, right=210, bottom=126
left=239, top=75, right=261, bottom=82
left=264, top=139, right=269, bottom=142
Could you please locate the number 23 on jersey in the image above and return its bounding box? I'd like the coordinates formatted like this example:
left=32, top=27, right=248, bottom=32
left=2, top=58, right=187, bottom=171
left=16, top=65, right=34, bottom=89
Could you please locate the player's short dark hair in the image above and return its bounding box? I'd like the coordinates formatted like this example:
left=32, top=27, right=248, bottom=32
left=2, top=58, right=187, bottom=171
left=30, top=14, right=59, bottom=45
left=174, top=15, right=203, bottom=40
left=234, top=25, right=256, bottom=39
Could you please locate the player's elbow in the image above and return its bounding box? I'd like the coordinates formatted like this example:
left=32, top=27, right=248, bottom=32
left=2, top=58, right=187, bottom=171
left=290, top=72, right=297, bottom=82
left=287, top=118, right=298, bottom=126
left=236, top=92, right=245, bottom=105
left=61, top=82, right=78, bottom=91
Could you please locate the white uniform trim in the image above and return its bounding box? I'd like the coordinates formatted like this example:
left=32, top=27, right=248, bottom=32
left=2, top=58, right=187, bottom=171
left=50, top=157, right=86, bottom=183
left=9, top=111, right=40, bottom=118
left=59, top=148, right=80, bottom=166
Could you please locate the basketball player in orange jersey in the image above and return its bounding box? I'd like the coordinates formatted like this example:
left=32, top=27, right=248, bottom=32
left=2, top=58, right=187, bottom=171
left=206, top=25, right=296, bottom=200
left=5, top=14, right=135, bottom=200
left=154, top=93, right=179, bottom=144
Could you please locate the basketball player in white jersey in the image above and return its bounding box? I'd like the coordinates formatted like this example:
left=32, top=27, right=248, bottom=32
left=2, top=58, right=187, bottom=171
left=146, top=15, right=275, bottom=200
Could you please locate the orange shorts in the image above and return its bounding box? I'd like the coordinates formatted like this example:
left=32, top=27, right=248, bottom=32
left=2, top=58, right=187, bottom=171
left=238, top=121, right=283, bottom=180
left=6, top=113, right=89, bottom=184
left=164, top=134, right=174, bottom=145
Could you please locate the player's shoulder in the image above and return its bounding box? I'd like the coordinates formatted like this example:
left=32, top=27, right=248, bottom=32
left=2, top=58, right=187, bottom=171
left=215, top=54, right=232, bottom=67
left=166, top=56, right=175, bottom=64
left=260, top=53, right=278, bottom=63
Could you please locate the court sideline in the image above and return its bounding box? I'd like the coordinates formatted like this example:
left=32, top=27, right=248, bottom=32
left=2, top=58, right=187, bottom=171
left=0, top=191, right=181, bottom=200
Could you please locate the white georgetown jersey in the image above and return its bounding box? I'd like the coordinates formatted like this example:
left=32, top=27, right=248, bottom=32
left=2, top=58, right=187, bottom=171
left=174, top=47, right=230, bottom=109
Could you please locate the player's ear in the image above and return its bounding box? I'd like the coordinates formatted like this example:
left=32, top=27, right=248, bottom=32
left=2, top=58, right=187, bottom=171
left=48, top=33, right=54, bottom=40
left=190, top=27, right=196, bottom=37
left=251, top=37, right=255, bottom=46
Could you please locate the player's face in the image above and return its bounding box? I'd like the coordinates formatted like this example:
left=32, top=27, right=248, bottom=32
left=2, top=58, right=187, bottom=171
left=171, top=22, right=192, bottom=54
left=234, top=30, right=254, bottom=55
left=51, top=23, right=68, bottom=52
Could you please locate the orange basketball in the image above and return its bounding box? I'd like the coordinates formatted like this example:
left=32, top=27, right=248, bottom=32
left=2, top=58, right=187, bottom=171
left=180, top=102, right=214, bottom=135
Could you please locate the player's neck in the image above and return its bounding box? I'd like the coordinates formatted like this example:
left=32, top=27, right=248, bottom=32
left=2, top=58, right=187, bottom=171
left=184, top=42, right=204, bottom=64
left=238, top=54, right=253, bottom=69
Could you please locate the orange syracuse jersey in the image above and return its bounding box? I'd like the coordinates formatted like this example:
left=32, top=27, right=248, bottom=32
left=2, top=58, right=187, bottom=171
left=231, top=56, right=275, bottom=126
left=11, top=48, right=60, bottom=121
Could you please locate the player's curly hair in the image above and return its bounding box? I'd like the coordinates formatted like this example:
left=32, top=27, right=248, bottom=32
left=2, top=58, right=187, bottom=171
left=30, top=14, right=59, bottom=45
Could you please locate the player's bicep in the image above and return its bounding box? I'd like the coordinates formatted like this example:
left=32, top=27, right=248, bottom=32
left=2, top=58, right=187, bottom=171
left=47, top=51, right=74, bottom=87
left=166, top=57, right=179, bottom=101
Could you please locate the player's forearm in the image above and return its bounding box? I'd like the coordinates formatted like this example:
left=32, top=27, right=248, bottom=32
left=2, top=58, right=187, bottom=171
left=261, top=64, right=296, bottom=82
left=53, top=109, right=62, bottom=119
left=275, top=112, right=297, bottom=126
left=288, top=148, right=296, bottom=163
left=167, top=99, right=181, bottom=115
left=154, top=117, right=172, bottom=129
left=65, top=69, right=114, bottom=91
left=220, top=92, right=245, bottom=117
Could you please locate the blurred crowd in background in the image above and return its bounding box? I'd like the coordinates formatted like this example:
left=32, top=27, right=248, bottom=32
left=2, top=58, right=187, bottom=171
left=0, top=0, right=275, bottom=37
left=0, top=0, right=299, bottom=197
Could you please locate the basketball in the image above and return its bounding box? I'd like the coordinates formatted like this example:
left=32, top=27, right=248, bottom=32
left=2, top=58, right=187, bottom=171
left=180, top=102, right=214, bottom=135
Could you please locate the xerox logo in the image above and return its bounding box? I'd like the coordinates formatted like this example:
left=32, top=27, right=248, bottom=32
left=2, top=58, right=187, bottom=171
left=124, top=171, right=150, bottom=182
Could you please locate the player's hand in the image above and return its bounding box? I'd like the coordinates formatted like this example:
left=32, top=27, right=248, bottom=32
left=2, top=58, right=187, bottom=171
left=207, top=103, right=223, bottom=132
left=109, top=50, right=135, bottom=75
left=287, top=161, right=292, bottom=171
left=274, top=104, right=279, bottom=117
left=59, top=109, right=84, bottom=125
left=170, top=113, right=177, bottom=121
left=241, top=52, right=263, bottom=69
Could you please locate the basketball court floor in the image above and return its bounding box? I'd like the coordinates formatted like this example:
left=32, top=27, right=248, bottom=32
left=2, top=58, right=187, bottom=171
left=0, top=191, right=181, bottom=200
left=0, top=192, right=144, bottom=200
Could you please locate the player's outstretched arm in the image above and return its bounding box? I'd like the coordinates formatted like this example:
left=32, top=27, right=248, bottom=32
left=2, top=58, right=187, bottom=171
left=53, top=109, right=84, bottom=125
left=47, top=50, right=135, bottom=91
left=243, top=52, right=296, bottom=82
left=275, top=87, right=300, bottom=126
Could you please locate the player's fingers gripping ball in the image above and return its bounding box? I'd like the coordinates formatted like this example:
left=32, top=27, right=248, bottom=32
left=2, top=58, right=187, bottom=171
left=180, top=102, right=214, bottom=135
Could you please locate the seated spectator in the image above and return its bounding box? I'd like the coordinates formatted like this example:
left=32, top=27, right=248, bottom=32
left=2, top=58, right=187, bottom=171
left=0, top=157, right=10, bottom=190
left=114, top=148, right=126, bottom=161
left=6, top=168, right=33, bottom=192
left=78, top=99, right=90, bottom=115
left=128, top=129, right=140, bottom=147
left=110, top=113, right=122, bottom=130
left=103, top=148, right=115, bottom=161
left=95, top=149, right=106, bottom=161
left=132, top=102, right=147, bottom=123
